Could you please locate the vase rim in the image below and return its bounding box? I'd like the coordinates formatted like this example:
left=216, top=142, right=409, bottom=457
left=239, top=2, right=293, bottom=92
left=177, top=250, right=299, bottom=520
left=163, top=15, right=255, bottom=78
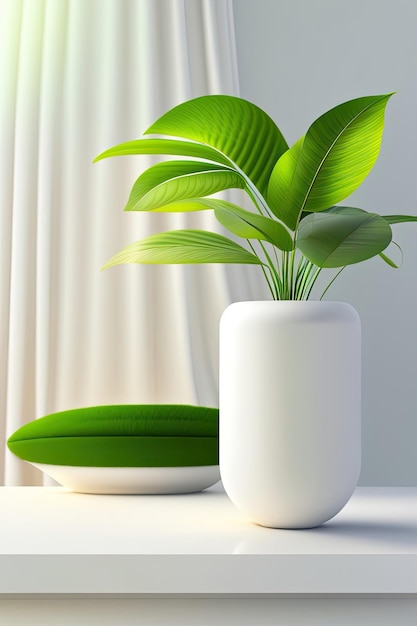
left=228, top=299, right=352, bottom=305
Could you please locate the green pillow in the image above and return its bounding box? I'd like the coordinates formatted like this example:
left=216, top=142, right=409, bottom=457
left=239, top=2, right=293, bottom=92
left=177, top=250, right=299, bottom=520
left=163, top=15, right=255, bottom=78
left=7, top=404, right=219, bottom=468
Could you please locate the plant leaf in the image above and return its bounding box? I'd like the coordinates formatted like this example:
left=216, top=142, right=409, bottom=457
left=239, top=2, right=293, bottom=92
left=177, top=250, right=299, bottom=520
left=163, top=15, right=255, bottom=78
left=125, top=161, right=244, bottom=211
left=131, top=198, right=235, bottom=212
left=379, top=251, right=398, bottom=268
left=102, top=230, right=264, bottom=268
left=267, top=135, right=305, bottom=223
left=296, top=206, right=392, bottom=267
left=128, top=197, right=252, bottom=213
left=378, top=241, right=403, bottom=268
left=214, top=203, right=294, bottom=251
left=381, top=214, right=417, bottom=224
left=94, top=138, right=231, bottom=166
left=271, top=94, right=394, bottom=230
left=145, top=95, right=288, bottom=195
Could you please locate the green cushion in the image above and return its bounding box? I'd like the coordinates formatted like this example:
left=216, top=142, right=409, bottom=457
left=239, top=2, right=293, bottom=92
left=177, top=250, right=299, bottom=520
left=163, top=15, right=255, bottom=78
left=7, top=404, right=219, bottom=467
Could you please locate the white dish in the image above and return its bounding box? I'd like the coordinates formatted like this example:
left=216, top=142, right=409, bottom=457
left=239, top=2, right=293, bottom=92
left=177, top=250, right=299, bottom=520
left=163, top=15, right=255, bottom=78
left=31, top=462, right=221, bottom=495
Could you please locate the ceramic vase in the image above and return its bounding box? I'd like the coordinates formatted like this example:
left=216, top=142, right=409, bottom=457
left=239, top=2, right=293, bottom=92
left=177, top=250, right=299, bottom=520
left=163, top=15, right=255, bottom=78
left=219, top=300, right=361, bottom=529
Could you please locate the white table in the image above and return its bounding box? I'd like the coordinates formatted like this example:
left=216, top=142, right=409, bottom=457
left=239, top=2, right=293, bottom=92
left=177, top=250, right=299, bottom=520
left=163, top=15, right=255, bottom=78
left=0, top=484, right=416, bottom=625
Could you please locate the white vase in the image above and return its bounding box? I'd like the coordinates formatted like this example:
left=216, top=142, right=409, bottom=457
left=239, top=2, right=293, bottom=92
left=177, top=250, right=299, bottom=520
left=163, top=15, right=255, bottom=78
left=219, top=300, right=361, bottom=529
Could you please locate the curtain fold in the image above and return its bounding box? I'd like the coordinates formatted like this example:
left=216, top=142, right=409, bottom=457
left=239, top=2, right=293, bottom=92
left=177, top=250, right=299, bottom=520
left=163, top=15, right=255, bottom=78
left=0, top=0, right=268, bottom=485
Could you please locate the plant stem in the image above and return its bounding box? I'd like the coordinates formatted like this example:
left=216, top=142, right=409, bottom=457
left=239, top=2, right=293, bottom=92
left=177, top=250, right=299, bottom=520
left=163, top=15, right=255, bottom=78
left=245, top=179, right=276, bottom=220
left=304, top=266, right=322, bottom=300
left=259, top=241, right=282, bottom=298
left=294, top=257, right=311, bottom=299
left=289, top=249, right=297, bottom=299
left=247, top=240, right=278, bottom=299
left=282, top=251, right=291, bottom=299
left=320, top=266, right=346, bottom=300
left=233, top=163, right=293, bottom=241
left=244, top=185, right=266, bottom=217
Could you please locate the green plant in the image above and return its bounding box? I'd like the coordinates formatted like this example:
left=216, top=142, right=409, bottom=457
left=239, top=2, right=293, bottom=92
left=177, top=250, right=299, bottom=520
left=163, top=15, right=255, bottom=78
left=94, top=94, right=416, bottom=300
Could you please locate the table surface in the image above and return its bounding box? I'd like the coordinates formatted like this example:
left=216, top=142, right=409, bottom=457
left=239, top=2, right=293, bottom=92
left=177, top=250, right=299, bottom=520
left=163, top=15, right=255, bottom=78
left=0, top=485, right=416, bottom=596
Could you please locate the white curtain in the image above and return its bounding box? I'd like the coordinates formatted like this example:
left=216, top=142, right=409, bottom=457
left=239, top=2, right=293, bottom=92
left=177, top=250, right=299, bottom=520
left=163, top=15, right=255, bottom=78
left=0, top=0, right=267, bottom=485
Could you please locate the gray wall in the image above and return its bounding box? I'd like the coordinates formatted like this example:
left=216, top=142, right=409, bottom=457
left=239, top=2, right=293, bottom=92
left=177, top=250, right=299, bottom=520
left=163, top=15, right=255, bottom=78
left=233, top=0, right=417, bottom=485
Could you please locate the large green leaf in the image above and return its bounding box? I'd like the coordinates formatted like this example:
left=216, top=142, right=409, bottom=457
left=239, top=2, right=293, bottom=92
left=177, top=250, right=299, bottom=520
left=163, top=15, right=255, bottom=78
left=267, top=135, right=305, bottom=223
left=296, top=206, right=392, bottom=267
left=214, top=203, right=294, bottom=251
left=145, top=95, right=288, bottom=195
left=125, top=161, right=244, bottom=211
left=102, top=230, right=264, bottom=269
left=94, top=138, right=231, bottom=166
left=268, top=94, right=393, bottom=230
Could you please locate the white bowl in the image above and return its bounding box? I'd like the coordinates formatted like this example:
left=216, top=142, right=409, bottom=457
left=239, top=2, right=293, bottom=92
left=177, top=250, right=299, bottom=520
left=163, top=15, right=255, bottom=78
left=31, top=462, right=221, bottom=495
